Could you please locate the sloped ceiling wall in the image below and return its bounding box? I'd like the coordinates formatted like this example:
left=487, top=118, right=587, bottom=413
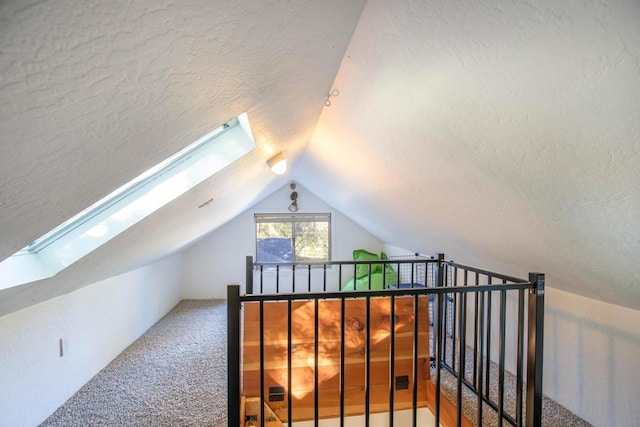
left=298, top=0, right=640, bottom=310
left=0, top=0, right=366, bottom=317
left=1, top=0, right=638, bottom=316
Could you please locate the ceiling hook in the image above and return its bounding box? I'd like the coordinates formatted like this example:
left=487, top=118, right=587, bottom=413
left=324, top=89, right=340, bottom=107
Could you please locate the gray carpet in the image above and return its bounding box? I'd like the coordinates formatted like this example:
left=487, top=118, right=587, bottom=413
left=41, top=300, right=228, bottom=427
left=433, top=337, right=592, bottom=427
left=41, top=299, right=590, bottom=427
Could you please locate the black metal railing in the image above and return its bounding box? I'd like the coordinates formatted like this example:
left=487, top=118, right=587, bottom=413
left=436, top=258, right=545, bottom=427
left=228, top=254, right=544, bottom=427
left=245, top=254, right=435, bottom=295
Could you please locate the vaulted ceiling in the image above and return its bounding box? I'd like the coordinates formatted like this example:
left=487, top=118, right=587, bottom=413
left=1, top=0, right=638, bottom=316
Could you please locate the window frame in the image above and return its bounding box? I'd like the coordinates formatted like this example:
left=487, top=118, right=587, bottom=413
left=254, top=213, right=332, bottom=263
left=0, top=113, right=255, bottom=291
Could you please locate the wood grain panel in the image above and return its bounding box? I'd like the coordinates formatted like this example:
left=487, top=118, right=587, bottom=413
left=241, top=295, right=433, bottom=422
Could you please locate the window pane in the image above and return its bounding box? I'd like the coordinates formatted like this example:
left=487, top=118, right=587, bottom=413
left=255, top=213, right=331, bottom=262
left=1, top=113, right=255, bottom=291
left=256, top=222, right=293, bottom=262
left=294, top=221, right=329, bottom=261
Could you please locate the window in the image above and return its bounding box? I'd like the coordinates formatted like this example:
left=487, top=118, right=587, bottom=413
left=255, top=213, right=331, bottom=262
left=0, top=113, right=255, bottom=290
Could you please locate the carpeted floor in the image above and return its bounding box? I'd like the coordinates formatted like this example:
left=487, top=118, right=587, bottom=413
left=434, top=338, right=592, bottom=426
left=41, top=300, right=228, bottom=427
left=41, top=299, right=590, bottom=427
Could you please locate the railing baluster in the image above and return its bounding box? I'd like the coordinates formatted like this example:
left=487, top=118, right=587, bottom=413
left=365, top=296, right=371, bottom=427
left=451, top=266, right=458, bottom=371
left=477, top=291, right=485, bottom=426
left=276, top=264, right=280, bottom=294
left=382, top=261, right=387, bottom=289
left=323, top=264, right=327, bottom=292
left=314, top=298, right=319, bottom=427
left=410, top=260, right=415, bottom=286
left=442, top=277, right=449, bottom=366
left=246, top=256, right=254, bottom=295
left=473, top=272, right=479, bottom=389
left=462, top=269, right=468, bottom=383
left=498, top=288, right=507, bottom=426
left=457, top=290, right=466, bottom=426
left=485, top=277, right=492, bottom=399
left=292, top=264, right=296, bottom=293
left=259, top=300, right=265, bottom=426
left=227, top=285, right=241, bottom=427
left=340, top=297, right=346, bottom=427
left=353, top=265, right=357, bottom=292
left=516, top=289, right=525, bottom=426
left=435, top=291, right=444, bottom=427
left=260, top=265, right=264, bottom=294
left=436, top=253, right=445, bottom=392
left=389, top=295, right=395, bottom=427
left=287, top=299, right=293, bottom=426
left=412, top=294, right=419, bottom=427
left=308, top=265, right=311, bottom=292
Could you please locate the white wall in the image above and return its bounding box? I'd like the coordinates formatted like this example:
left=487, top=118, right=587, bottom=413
left=181, top=183, right=385, bottom=298
left=0, top=254, right=183, bottom=427
left=479, top=284, right=640, bottom=427
left=543, top=287, right=640, bottom=427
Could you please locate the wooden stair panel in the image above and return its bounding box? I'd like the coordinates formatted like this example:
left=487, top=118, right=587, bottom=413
left=271, top=381, right=431, bottom=423
left=243, top=296, right=430, bottom=399
left=242, top=295, right=437, bottom=424
left=242, top=382, right=472, bottom=427
left=242, top=355, right=430, bottom=396
left=243, top=396, right=283, bottom=427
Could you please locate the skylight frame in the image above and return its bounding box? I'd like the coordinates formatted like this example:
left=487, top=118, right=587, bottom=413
left=1, top=113, right=255, bottom=290
left=21, top=117, right=241, bottom=255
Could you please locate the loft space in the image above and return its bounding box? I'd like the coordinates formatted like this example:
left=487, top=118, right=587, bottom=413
left=0, top=1, right=638, bottom=314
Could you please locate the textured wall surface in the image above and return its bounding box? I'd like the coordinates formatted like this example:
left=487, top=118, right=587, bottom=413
left=543, top=287, right=640, bottom=426
left=180, top=182, right=385, bottom=299
left=0, top=0, right=366, bottom=316
left=300, top=0, right=640, bottom=310
left=0, top=254, right=182, bottom=427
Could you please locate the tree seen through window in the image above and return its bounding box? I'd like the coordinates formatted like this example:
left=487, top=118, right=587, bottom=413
left=255, top=214, right=330, bottom=262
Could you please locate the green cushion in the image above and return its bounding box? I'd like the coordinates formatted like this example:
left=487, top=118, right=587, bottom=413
left=380, top=251, right=396, bottom=275
left=353, top=249, right=380, bottom=278
left=342, top=271, right=399, bottom=291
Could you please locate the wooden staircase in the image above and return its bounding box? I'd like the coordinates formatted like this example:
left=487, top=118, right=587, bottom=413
left=242, top=396, right=284, bottom=427
left=242, top=296, right=470, bottom=426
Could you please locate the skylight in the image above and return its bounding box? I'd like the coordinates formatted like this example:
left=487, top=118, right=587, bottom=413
left=0, top=113, right=255, bottom=290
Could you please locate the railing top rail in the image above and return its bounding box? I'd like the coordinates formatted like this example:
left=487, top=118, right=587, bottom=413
left=251, top=258, right=436, bottom=269
left=239, top=282, right=535, bottom=302
left=444, top=260, right=529, bottom=284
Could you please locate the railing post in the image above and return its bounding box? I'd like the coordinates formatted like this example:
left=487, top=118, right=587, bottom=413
left=526, top=273, right=545, bottom=427
left=227, top=284, right=241, bottom=427
left=435, top=253, right=445, bottom=287
left=246, top=255, right=254, bottom=295
left=434, top=253, right=446, bottom=369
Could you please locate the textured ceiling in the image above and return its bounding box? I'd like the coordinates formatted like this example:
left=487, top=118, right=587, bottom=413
left=297, top=0, right=640, bottom=310
left=1, top=0, right=639, bottom=316
left=0, top=0, right=367, bottom=316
